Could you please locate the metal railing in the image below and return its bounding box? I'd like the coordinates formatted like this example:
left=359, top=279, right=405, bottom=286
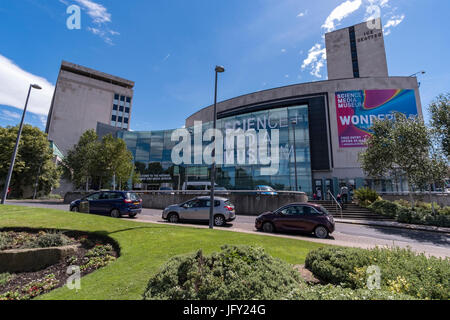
left=327, top=190, right=343, bottom=219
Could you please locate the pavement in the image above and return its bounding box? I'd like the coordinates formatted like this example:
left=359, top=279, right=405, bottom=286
left=4, top=200, right=450, bottom=258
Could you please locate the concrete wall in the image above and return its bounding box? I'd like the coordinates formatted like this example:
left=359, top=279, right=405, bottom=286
left=64, top=192, right=308, bottom=215
left=354, top=19, right=389, bottom=78
left=325, top=26, right=354, bottom=80
left=46, top=62, right=134, bottom=155
left=381, top=193, right=450, bottom=207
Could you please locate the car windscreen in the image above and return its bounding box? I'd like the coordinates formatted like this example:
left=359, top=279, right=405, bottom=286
left=126, top=192, right=141, bottom=201
left=319, top=205, right=330, bottom=215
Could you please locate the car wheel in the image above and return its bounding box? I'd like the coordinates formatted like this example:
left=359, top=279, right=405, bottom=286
left=262, top=222, right=275, bottom=233
left=110, top=209, right=121, bottom=218
left=168, top=213, right=179, bottom=223
left=71, top=206, right=79, bottom=212
left=314, top=226, right=329, bottom=239
left=214, top=215, right=225, bottom=227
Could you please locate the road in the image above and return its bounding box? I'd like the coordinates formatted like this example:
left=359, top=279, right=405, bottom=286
left=5, top=200, right=450, bottom=258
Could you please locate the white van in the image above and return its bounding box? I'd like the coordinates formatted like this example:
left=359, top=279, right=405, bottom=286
left=182, top=181, right=217, bottom=191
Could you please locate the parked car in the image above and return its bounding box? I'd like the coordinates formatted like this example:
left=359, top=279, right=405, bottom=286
left=162, top=196, right=236, bottom=226
left=255, top=185, right=278, bottom=195
left=158, top=186, right=175, bottom=195
left=255, top=203, right=335, bottom=238
left=70, top=191, right=142, bottom=218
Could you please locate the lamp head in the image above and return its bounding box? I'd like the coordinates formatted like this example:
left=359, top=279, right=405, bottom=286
left=215, top=66, right=225, bottom=73
left=31, top=84, right=42, bottom=90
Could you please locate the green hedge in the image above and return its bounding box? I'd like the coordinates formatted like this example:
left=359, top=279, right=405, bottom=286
left=305, top=247, right=450, bottom=300
left=143, top=245, right=304, bottom=300
left=368, top=199, right=450, bottom=227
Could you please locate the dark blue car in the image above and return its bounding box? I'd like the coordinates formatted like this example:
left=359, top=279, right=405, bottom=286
left=70, top=191, right=142, bottom=218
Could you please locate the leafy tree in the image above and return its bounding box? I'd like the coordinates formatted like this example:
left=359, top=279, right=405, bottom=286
left=0, top=125, right=61, bottom=198
left=359, top=113, right=448, bottom=193
left=62, top=130, right=100, bottom=190
left=63, top=131, right=136, bottom=190
left=428, top=93, right=450, bottom=158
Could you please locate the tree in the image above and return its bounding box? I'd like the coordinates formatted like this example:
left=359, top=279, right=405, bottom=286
left=62, top=130, right=100, bottom=190
left=63, top=131, right=135, bottom=190
left=429, top=93, right=450, bottom=158
left=0, top=125, right=61, bottom=198
left=359, top=113, right=448, bottom=194
left=97, top=134, right=134, bottom=190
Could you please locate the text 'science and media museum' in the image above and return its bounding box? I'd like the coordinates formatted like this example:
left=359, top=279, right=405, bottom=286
left=45, top=19, right=422, bottom=195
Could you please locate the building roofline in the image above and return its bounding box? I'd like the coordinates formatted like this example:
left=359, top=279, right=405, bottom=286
left=60, top=60, right=135, bottom=89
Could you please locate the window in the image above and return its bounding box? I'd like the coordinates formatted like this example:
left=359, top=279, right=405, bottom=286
left=117, top=122, right=122, bottom=128
left=119, top=106, right=124, bottom=112
left=112, top=110, right=117, bottom=116
left=118, top=116, right=123, bottom=123
left=113, top=104, right=118, bottom=110
left=126, top=97, right=131, bottom=103
left=124, top=117, right=129, bottom=124
left=86, top=193, right=101, bottom=201
left=114, top=94, right=119, bottom=100
left=125, top=107, right=130, bottom=113
left=120, top=96, right=125, bottom=101
left=123, top=123, right=128, bottom=129
left=111, top=115, right=117, bottom=121
left=110, top=120, right=116, bottom=126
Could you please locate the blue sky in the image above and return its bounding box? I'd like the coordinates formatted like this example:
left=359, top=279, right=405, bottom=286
left=0, top=0, right=448, bottom=131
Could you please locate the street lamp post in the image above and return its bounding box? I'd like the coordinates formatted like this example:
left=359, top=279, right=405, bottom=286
left=209, top=66, right=225, bottom=229
left=1, top=84, right=42, bottom=205
left=291, top=119, right=299, bottom=191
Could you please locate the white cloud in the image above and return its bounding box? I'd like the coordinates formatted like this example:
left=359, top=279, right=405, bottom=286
left=322, top=0, right=363, bottom=32
left=281, top=48, right=286, bottom=53
left=301, top=44, right=327, bottom=78
left=70, top=0, right=119, bottom=45
left=0, top=55, right=55, bottom=116
left=297, top=10, right=308, bottom=17
left=74, top=0, right=111, bottom=24
left=384, top=14, right=405, bottom=35
left=1, top=110, right=21, bottom=120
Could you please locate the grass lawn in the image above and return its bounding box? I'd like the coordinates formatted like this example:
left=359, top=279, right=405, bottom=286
left=0, top=205, right=330, bottom=300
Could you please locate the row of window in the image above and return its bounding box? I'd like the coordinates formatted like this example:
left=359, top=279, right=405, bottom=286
left=349, top=26, right=360, bottom=78
left=112, top=93, right=132, bottom=129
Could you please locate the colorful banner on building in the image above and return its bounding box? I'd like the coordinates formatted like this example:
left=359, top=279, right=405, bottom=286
left=335, top=89, right=418, bottom=148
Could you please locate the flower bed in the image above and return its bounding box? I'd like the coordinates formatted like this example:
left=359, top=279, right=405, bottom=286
left=0, top=229, right=118, bottom=300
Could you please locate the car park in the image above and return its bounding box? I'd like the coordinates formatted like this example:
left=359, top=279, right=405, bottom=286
left=162, top=196, right=236, bottom=226
left=70, top=191, right=142, bottom=218
left=255, top=203, right=335, bottom=238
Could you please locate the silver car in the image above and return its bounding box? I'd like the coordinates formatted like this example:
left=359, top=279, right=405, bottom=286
left=162, top=196, right=236, bottom=226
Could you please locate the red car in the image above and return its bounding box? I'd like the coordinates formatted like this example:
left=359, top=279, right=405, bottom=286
left=255, top=203, right=335, bottom=239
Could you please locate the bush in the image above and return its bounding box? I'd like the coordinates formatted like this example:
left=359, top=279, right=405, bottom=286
left=305, top=247, right=450, bottom=300
left=369, top=199, right=401, bottom=218
left=297, top=284, right=415, bottom=300
left=354, top=188, right=379, bottom=205
left=143, top=245, right=304, bottom=300
left=29, top=231, right=73, bottom=248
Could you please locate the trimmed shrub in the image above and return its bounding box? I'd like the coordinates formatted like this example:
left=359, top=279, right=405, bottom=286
left=305, top=247, right=450, bottom=300
left=29, top=231, right=73, bottom=248
left=369, top=199, right=401, bottom=218
left=297, top=284, right=415, bottom=300
left=354, top=188, right=379, bottom=205
left=143, top=245, right=304, bottom=300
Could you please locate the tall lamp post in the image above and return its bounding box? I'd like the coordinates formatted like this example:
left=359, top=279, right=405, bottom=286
left=209, top=65, right=225, bottom=229
left=291, top=119, right=299, bottom=191
left=1, top=84, right=42, bottom=204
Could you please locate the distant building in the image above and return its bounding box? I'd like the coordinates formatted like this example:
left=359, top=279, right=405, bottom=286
left=45, top=61, right=135, bottom=155
left=325, top=18, right=389, bottom=79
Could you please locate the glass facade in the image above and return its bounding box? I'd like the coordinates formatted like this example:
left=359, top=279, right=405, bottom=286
left=117, top=105, right=312, bottom=193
